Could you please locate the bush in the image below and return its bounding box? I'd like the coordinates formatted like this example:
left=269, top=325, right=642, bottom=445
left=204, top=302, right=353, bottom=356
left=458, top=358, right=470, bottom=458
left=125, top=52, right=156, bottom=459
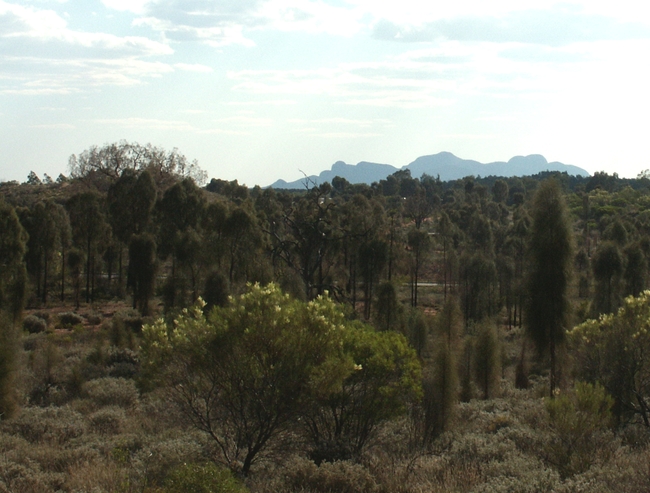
left=134, top=435, right=205, bottom=486
left=88, top=407, right=125, bottom=435
left=164, top=462, right=248, bottom=493
left=83, top=377, right=139, bottom=408
left=84, top=312, right=102, bottom=326
left=5, top=406, right=85, bottom=444
left=544, top=382, right=615, bottom=478
left=58, top=312, right=83, bottom=328
left=23, top=314, right=47, bottom=334
left=106, top=346, right=140, bottom=379
left=284, top=458, right=378, bottom=493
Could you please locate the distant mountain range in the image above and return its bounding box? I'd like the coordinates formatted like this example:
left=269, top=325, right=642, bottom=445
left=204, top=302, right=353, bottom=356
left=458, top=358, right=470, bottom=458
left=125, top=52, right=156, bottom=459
left=268, top=152, right=589, bottom=189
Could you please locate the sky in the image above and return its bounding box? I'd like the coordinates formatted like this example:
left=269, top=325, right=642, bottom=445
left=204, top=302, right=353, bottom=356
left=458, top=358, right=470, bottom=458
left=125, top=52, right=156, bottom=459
left=2, top=0, right=650, bottom=187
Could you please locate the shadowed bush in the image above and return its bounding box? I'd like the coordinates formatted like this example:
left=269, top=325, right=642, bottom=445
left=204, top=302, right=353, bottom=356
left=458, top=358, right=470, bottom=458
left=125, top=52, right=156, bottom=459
left=23, top=314, right=47, bottom=334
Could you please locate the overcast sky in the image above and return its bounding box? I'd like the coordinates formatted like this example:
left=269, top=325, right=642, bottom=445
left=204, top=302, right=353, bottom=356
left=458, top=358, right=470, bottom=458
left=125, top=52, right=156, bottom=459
left=2, top=0, right=650, bottom=186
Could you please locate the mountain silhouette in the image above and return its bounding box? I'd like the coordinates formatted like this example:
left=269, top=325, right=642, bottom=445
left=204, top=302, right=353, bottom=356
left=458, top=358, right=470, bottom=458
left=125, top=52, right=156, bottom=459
left=268, top=152, right=589, bottom=189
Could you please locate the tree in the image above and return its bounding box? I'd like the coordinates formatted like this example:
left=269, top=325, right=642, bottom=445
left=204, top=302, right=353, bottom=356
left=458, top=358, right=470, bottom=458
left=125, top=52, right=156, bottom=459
left=69, top=141, right=206, bottom=190
left=423, top=297, right=462, bottom=442
left=492, top=179, right=509, bottom=204
left=18, top=201, right=68, bottom=304
left=473, top=321, right=501, bottom=400
left=526, top=179, right=573, bottom=398
left=0, top=200, right=27, bottom=418
left=374, top=281, right=401, bottom=332
left=142, top=284, right=352, bottom=476
left=459, top=252, right=498, bottom=326
left=623, top=242, right=646, bottom=297
left=592, top=241, right=623, bottom=315
left=67, top=192, right=110, bottom=304
left=127, top=233, right=157, bottom=315
left=304, top=324, right=421, bottom=463
left=156, top=179, right=206, bottom=308
left=408, top=228, right=430, bottom=307
left=107, top=170, right=157, bottom=287
left=570, top=291, right=650, bottom=427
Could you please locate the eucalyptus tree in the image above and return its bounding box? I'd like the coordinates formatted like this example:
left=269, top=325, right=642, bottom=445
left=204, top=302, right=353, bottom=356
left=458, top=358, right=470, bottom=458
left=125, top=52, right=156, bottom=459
left=18, top=200, right=67, bottom=303
left=592, top=241, right=624, bottom=315
left=107, top=170, right=157, bottom=287
left=69, top=141, right=206, bottom=190
left=526, top=179, right=573, bottom=398
left=127, top=233, right=156, bottom=315
left=156, top=178, right=206, bottom=308
left=407, top=228, right=431, bottom=307
left=267, top=183, right=339, bottom=300
left=0, top=200, right=26, bottom=418
left=66, top=192, right=110, bottom=304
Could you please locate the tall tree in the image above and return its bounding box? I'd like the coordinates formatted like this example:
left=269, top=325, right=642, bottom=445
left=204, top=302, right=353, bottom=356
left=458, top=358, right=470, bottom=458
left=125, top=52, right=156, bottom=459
left=66, top=192, right=110, bottom=304
left=127, top=233, right=157, bottom=315
left=0, top=200, right=27, bottom=418
left=592, top=241, right=624, bottom=315
left=408, top=228, right=430, bottom=307
left=526, top=179, right=573, bottom=398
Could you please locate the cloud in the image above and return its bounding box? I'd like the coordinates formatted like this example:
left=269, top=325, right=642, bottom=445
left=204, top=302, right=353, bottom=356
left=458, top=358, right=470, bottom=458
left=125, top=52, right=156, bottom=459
left=121, top=0, right=362, bottom=47
left=0, top=2, right=171, bottom=56
left=29, top=123, right=75, bottom=129
left=213, top=115, right=273, bottom=127
left=371, top=7, right=650, bottom=46
left=91, top=117, right=195, bottom=131
left=0, top=1, right=176, bottom=94
left=174, top=62, right=213, bottom=73
left=0, top=55, right=174, bottom=95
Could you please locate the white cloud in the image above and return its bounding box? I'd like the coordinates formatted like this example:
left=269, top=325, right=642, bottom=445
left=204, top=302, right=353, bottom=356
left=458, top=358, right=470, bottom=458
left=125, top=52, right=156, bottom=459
left=91, top=117, right=194, bottom=131
left=213, top=115, right=273, bottom=127
left=0, top=1, right=177, bottom=94
left=0, top=1, right=171, bottom=55
left=255, top=0, right=362, bottom=36
left=174, top=62, right=213, bottom=73
left=29, top=123, right=75, bottom=129
left=100, top=0, right=149, bottom=14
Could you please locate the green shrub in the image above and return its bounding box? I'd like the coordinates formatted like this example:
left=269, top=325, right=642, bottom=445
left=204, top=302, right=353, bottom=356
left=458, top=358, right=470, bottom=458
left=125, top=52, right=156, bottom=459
left=544, top=382, right=615, bottom=478
left=163, top=462, right=248, bottom=493
left=83, top=377, right=139, bottom=408
left=22, top=314, right=47, bottom=334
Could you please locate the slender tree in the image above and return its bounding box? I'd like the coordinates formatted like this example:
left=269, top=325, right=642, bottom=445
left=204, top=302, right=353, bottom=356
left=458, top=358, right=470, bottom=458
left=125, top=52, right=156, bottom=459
left=0, top=200, right=27, bottom=418
left=526, top=179, right=573, bottom=398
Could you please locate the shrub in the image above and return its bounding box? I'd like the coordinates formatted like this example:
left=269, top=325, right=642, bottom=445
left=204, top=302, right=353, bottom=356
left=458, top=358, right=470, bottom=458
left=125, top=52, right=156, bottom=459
left=283, top=458, right=377, bottom=493
left=88, top=407, right=125, bottom=435
left=5, top=406, right=85, bottom=444
left=84, top=312, right=102, bottom=326
left=136, top=437, right=207, bottom=487
left=31, top=311, right=50, bottom=324
left=22, top=314, right=47, bottom=334
left=58, top=312, right=83, bottom=328
left=164, top=462, right=248, bottom=493
left=544, top=382, right=615, bottom=478
left=106, top=346, right=140, bottom=379
left=83, top=377, right=139, bottom=408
